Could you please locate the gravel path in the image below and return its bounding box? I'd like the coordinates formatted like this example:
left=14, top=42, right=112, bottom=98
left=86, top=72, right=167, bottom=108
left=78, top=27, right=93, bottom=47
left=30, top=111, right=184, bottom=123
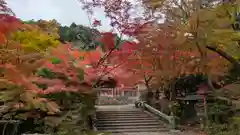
left=103, top=131, right=201, bottom=135
left=98, top=131, right=199, bottom=135
left=122, top=131, right=198, bottom=135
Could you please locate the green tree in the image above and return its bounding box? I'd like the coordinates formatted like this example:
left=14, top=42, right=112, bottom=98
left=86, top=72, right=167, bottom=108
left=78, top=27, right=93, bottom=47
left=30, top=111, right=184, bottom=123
left=59, top=23, right=101, bottom=50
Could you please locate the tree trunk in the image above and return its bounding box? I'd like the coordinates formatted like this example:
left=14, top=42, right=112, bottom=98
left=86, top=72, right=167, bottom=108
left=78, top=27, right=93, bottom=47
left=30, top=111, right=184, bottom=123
left=206, top=45, right=240, bottom=90
left=145, top=81, right=150, bottom=90
left=207, top=74, right=216, bottom=91
left=144, top=75, right=152, bottom=91
left=143, top=76, right=153, bottom=104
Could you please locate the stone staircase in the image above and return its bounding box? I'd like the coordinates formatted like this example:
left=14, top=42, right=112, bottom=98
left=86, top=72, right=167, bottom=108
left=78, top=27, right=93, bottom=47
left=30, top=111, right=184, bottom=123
left=96, top=109, right=167, bottom=133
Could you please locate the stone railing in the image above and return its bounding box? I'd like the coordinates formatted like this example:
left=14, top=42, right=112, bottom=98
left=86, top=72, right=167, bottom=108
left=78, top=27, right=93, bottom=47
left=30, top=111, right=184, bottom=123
left=135, top=101, right=176, bottom=129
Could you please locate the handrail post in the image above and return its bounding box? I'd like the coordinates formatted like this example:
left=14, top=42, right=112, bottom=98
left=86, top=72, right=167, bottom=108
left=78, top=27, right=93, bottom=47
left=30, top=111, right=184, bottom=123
left=136, top=100, right=176, bottom=129
left=169, top=116, right=176, bottom=129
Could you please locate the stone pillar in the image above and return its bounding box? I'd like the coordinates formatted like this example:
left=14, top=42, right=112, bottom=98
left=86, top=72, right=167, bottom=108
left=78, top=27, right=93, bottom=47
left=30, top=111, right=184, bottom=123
left=136, top=84, right=147, bottom=101
left=116, top=88, right=119, bottom=97
left=114, top=88, right=116, bottom=97
left=111, top=88, right=113, bottom=97
left=136, top=85, right=140, bottom=101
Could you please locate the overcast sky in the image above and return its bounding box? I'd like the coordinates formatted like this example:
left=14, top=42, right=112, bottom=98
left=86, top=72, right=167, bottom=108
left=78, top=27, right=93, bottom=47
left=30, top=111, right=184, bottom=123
left=7, top=0, right=112, bottom=32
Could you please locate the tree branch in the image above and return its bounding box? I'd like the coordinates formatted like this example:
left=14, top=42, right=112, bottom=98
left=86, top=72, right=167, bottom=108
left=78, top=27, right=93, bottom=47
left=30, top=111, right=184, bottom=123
left=144, top=75, right=153, bottom=82
left=96, top=33, right=123, bottom=67
left=93, top=61, right=125, bottom=87
left=206, top=45, right=240, bottom=66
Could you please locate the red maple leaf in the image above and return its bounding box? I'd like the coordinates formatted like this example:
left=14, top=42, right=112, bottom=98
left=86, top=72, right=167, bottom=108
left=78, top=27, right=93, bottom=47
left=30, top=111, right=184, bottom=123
left=0, top=14, right=21, bottom=44
left=98, top=32, right=116, bottom=51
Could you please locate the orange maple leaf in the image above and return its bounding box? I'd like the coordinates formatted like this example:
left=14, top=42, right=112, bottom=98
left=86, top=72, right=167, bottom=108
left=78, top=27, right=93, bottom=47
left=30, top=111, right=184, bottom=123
left=0, top=33, right=6, bottom=44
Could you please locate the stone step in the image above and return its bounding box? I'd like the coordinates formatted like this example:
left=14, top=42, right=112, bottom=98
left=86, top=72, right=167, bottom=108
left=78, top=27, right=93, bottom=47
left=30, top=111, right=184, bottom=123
left=97, top=117, right=156, bottom=121
left=97, top=127, right=168, bottom=133
left=97, top=111, right=141, bottom=114
left=97, top=112, right=147, bottom=116
left=97, top=121, right=162, bottom=127
left=97, top=114, right=150, bottom=119
left=97, top=124, right=164, bottom=130
left=97, top=119, right=159, bottom=124
left=96, top=107, right=169, bottom=133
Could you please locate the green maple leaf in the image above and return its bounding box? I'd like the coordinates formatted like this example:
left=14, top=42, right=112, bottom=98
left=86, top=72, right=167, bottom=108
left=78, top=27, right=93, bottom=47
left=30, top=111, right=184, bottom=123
left=77, top=69, right=84, bottom=81
left=51, top=56, right=62, bottom=64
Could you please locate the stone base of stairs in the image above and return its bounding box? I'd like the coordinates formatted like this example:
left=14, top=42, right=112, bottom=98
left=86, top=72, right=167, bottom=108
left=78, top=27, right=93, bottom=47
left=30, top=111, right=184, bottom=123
left=96, top=106, right=168, bottom=133
left=97, top=130, right=197, bottom=135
